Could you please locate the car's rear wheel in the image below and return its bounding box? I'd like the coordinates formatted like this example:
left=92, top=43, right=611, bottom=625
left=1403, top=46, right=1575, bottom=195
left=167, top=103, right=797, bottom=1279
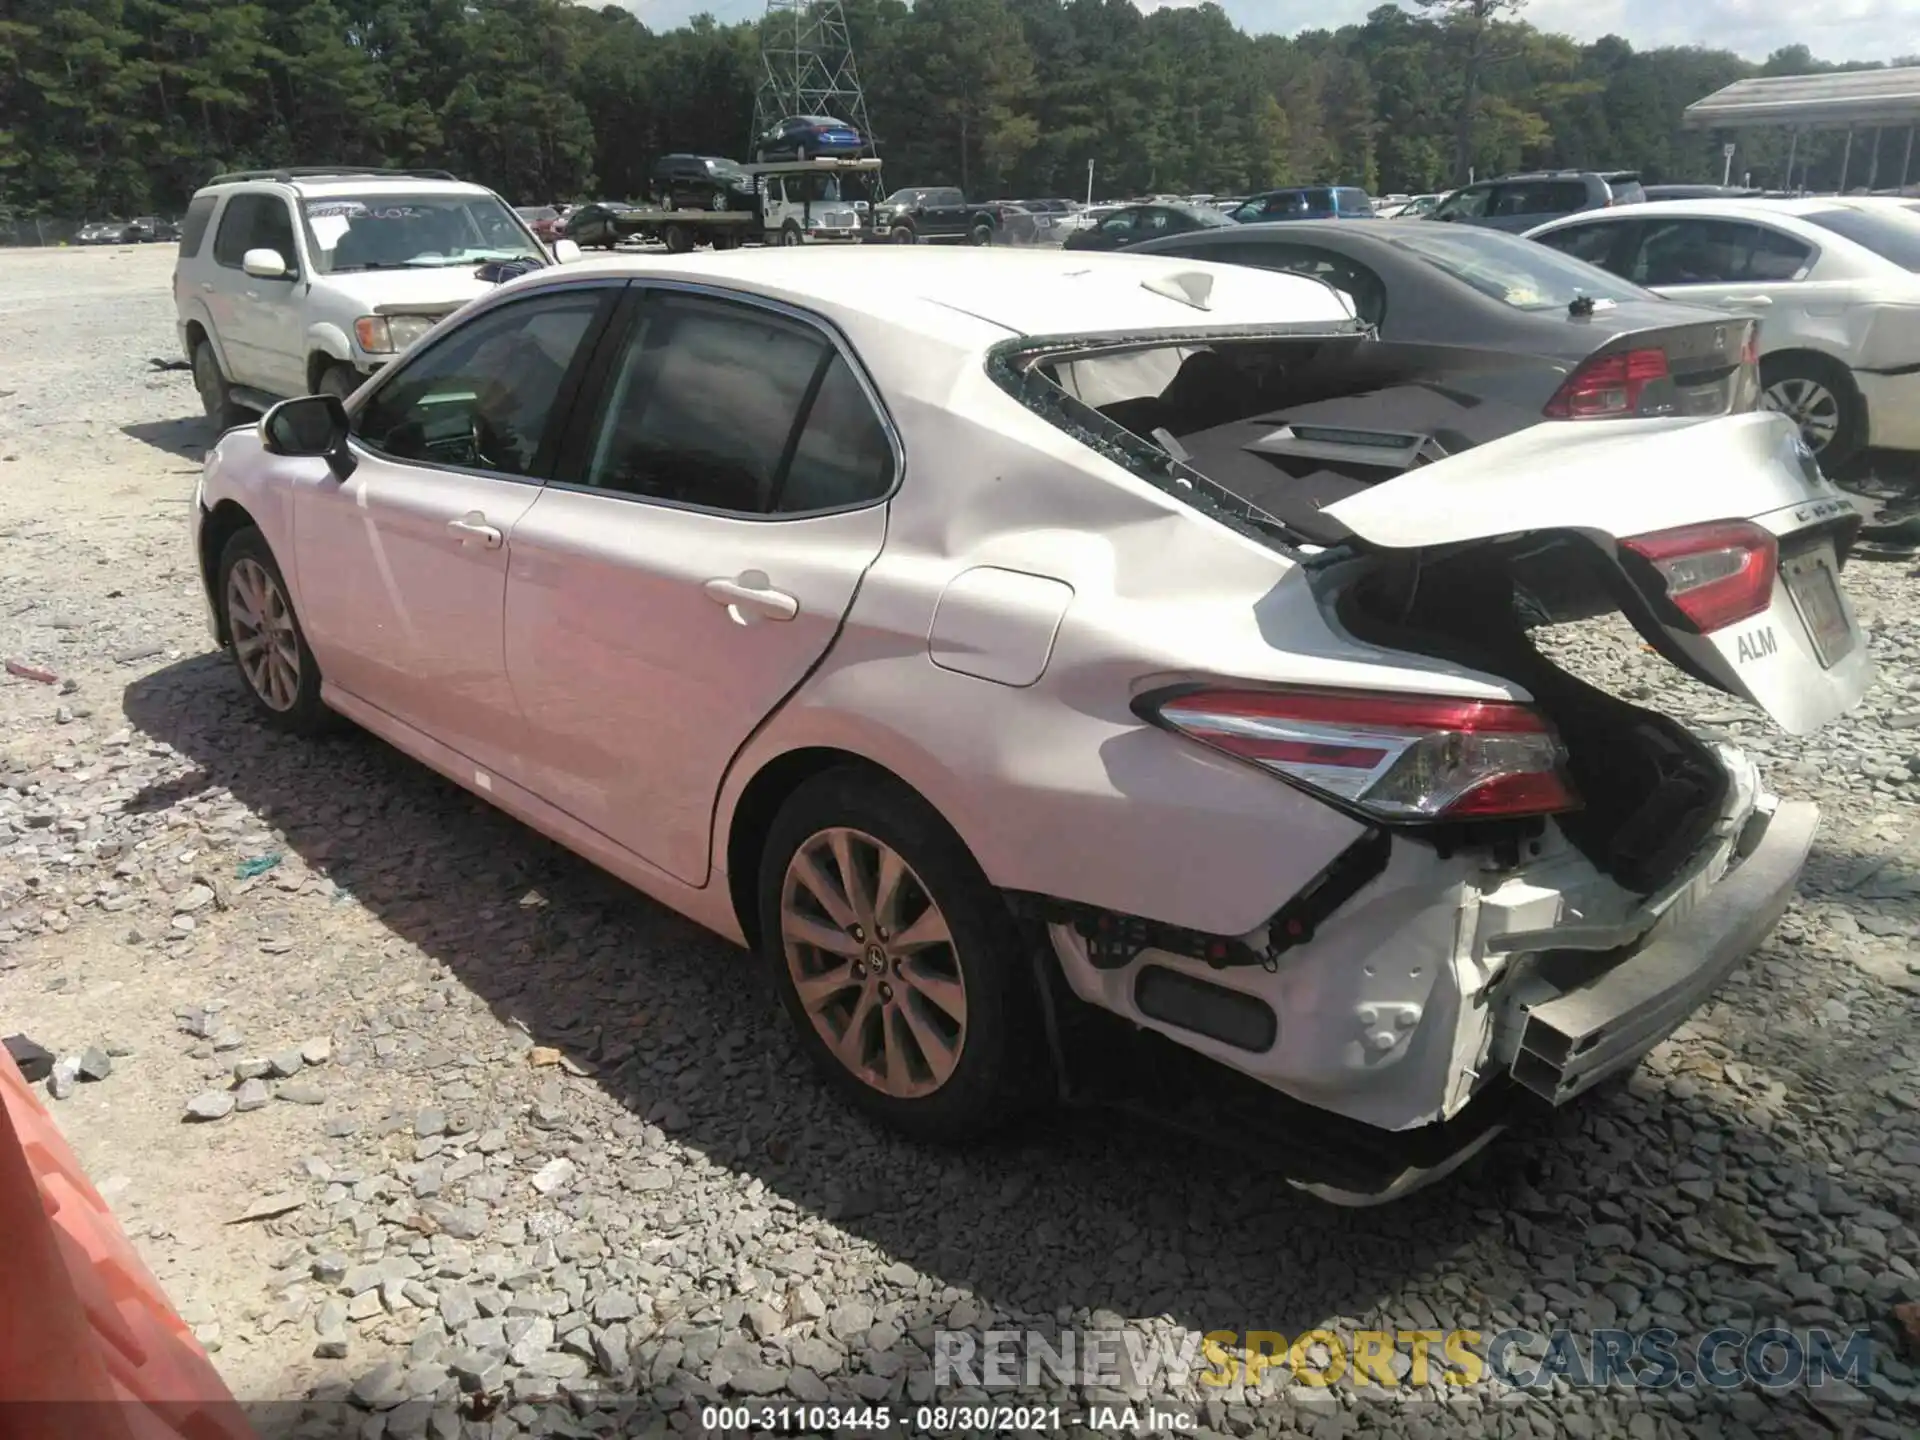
left=216, top=528, right=331, bottom=735
left=1761, top=354, right=1864, bottom=474
left=192, top=339, right=248, bottom=430
left=758, top=768, right=1042, bottom=1143
left=969, top=221, right=994, bottom=246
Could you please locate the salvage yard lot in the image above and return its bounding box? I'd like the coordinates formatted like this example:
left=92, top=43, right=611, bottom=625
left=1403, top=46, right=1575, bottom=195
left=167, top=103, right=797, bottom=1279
left=3, top=244, right=1920, bottom=1436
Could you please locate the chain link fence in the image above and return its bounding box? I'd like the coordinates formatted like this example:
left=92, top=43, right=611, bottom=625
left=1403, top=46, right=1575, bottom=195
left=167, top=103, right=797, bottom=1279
left=0, top=213, right=85, bottom=247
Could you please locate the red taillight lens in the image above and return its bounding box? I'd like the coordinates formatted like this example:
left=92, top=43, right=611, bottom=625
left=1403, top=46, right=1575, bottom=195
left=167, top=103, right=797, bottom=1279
left=1150, top=687, right=1580, bottom=822
left=1620, top=519, right=1777, bottom=633
left=1544, top=346, right=1672, bottom=420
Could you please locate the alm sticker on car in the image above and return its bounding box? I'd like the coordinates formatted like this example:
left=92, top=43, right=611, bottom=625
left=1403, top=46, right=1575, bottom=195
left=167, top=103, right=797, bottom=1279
left=1735, top=625, right=1778, bottom=664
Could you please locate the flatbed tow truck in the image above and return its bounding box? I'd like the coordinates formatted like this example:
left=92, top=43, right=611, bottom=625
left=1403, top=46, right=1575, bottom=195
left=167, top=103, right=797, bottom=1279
left=594, top=158, right=883, bottom=253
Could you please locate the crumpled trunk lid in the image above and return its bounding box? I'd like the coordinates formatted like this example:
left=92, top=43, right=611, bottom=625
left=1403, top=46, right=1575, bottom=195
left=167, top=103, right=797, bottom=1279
left=1323, top=410, right=1873, bottom=736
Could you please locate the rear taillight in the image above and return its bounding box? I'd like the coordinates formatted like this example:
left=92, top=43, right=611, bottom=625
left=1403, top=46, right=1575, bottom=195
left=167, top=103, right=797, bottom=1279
left=1620, top=519, right=1777, bottom=633
left=1544, top=347, right=1672, bottom=420
left=1147, top=687, right=1580, bottom=822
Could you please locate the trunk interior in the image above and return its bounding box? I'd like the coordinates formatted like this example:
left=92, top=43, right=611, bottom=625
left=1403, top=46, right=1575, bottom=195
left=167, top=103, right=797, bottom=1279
left=1326, top=535, right=1729, bottom=896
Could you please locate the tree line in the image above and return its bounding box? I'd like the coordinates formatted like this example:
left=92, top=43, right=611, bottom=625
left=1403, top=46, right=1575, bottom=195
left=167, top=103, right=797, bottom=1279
left=0, top=0, right=1910, bottom=222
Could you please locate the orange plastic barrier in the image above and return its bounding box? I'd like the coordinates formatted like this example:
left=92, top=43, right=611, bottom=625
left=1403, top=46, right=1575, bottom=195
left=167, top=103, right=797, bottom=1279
left=0, top=1052, right=256, bottom=1440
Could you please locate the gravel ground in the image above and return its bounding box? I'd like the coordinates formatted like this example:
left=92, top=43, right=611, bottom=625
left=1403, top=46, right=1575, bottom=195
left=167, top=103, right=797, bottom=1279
left=2, top=244, right=1919, bottom=1439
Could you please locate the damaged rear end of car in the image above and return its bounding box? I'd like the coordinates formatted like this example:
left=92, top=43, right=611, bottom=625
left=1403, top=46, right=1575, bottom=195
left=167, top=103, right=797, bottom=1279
left=991, top=321, right=1872, bottom=1203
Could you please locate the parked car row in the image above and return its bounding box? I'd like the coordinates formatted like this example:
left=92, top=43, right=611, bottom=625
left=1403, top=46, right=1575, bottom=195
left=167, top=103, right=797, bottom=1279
left=76, top=215, right=180, bottom=245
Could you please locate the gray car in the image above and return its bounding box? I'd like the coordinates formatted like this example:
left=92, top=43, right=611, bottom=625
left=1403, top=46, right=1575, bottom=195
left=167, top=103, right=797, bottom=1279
left=1429, top=170, right=1646, bottom=233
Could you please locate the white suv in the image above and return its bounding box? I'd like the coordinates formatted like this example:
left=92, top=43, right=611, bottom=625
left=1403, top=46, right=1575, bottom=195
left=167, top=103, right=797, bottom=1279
left=173, top=167, right=560, bottom=424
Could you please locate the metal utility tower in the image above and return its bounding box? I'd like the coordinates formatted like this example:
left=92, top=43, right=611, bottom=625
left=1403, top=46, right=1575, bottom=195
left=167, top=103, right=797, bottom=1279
left=752, top=0, right=879, bottom=173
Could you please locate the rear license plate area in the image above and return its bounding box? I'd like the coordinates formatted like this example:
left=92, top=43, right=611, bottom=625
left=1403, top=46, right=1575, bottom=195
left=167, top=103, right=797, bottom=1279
left=1781, top=547, right=1854, bottom=669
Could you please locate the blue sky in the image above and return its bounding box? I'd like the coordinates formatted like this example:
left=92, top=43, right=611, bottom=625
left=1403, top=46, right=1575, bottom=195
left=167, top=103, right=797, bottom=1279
left=610, top=0, right=1915, bottom=63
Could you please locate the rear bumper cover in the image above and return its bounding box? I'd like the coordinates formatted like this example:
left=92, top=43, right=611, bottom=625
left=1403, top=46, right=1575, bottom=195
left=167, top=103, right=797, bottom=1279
left=1511, top=799, right=1817, bottom=1104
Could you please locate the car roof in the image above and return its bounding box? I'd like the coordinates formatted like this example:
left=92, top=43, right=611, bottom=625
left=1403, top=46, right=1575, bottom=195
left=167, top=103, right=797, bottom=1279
left=196, top=175, right=493, bottom=200
left=506, top=248, right=1353, bottom=344
left=1530, top=196, right=1884, bottom=230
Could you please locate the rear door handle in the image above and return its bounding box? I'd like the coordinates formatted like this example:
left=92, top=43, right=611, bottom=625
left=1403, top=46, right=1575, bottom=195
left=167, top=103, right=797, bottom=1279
left=704, top=572, right=798, bottom=623
left=447, top=513, right=503, bottom=550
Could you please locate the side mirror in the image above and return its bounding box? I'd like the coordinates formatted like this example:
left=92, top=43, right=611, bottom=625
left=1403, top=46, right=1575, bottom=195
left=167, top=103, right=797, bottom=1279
left=551, top=238, right=583, bottom=264
left=242, top=248, right=290, bottom=279
left=260, top=394, right=356, bottom=481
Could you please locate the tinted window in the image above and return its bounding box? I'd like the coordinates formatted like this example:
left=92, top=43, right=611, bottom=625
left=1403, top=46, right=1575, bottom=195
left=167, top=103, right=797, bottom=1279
left=179, top=195, right=219, bottom=257
left=777, top=356, right=895, bottom=512
left=1489, top=181, right=1587, bottom=218
left=1335, top=188, right=1373, bottom=215
left=1532, top=222, right=1621, bottom=267
left=212, top=194, right=298, bottom=269
left=1606, top=177, right=1647, bottom=205
left=1212, top=243, right=1387, bottom=325
left=1799, top=207, right=1920, bottom=270
left=1432, top=186, right=1492, bottom=220
left=582, top=295, right=828, bottom=514
left=1097, top=210, right=1138, bottom=233
left=1388, top=225, right=1651, bottom=309
left=1630, top=220, right=1811, bottom=286
left=353, top=293, right=600, bottom=477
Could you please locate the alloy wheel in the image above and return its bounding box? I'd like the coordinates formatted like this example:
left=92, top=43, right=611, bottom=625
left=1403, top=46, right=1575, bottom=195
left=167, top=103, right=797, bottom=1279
left=226, top=557, right=301, bottom=712
left=780, top=826, right=967, bottom=1098
left=1763, top=376, right=1841, bottom=453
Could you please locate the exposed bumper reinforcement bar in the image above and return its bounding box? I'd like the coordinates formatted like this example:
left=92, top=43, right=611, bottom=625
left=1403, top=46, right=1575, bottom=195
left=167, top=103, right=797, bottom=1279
left=1512, top=800, right=1818, bottom=1105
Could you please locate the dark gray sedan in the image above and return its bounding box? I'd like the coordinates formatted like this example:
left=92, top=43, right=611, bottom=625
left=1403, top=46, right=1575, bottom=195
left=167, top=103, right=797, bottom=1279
left=1126, top=219, right=1763, bottom=451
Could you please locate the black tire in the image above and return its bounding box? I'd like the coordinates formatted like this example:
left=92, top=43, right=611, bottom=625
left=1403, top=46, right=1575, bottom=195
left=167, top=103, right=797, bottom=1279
left=215, top=527, right=332, bottom=735
left=192, top=338, right=248, bottom=430
left=969, top=221, right=994, bottom=246
left=315, top=363, right=357, bottom=402
left=757, top=767, right=1043, bottom=1143
left=662, top=223, right=694, bottom=255
left=779, top=222, right=804, bottom=247
left=1761, top=353, right=1865, bottom=475
left=890, top=224, right=916, bottom=245
left=709, top=191, right=729, bottom=212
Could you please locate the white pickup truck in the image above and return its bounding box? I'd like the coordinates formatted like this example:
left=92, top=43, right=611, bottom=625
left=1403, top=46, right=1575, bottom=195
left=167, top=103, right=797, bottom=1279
left=173, top=166, right=571, bottom=423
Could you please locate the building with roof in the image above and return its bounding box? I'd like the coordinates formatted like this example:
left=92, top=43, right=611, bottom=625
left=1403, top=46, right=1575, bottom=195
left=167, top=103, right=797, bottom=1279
left=1685, top=67, right=1920, bottom=193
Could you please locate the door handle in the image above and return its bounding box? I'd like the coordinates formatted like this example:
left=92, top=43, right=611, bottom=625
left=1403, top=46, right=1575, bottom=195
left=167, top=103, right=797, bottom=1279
left=447, top=513, right=503, bottom=550
left=1730, top=295, right=1773, bottom=308
left=704, top=572, right=798, bottom=623
left=201, top=282, right=214, bottom=293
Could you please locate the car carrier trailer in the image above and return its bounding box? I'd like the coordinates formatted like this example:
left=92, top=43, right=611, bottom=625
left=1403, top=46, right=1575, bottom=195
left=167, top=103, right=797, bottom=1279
left=591, top=157, right=884, bottom=253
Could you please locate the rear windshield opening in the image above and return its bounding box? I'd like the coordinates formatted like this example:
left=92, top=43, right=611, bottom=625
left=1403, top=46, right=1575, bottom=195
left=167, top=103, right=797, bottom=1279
left=994, top=328, right=1487, bottom=549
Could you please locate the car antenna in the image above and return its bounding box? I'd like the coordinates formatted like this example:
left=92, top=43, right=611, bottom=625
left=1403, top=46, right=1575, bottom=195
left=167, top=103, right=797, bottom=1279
left=1568, top=290, right=1596, bottom=320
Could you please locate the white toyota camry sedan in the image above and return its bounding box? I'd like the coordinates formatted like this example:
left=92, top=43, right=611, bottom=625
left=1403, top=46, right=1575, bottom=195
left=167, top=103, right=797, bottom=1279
left=191, top=247, right=1871, bottom=1202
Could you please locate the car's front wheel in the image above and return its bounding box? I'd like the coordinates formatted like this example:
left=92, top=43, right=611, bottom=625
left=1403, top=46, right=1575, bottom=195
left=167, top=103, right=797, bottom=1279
left=758, top=768, right=1042, bottom=1143
left=969, top=221, right=994, bottom=246
left=216, top=527, right=331, bottom=735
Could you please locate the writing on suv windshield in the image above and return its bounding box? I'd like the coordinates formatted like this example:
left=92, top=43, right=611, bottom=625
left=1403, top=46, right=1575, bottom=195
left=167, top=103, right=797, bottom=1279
left=303, top=195, right=542, bottom=274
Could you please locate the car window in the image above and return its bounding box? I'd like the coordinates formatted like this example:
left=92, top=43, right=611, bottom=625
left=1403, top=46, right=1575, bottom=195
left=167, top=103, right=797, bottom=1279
left=1335, top=188, right=1372, bottom=215
left=1532, top=221, right=1621, bottom=268
left=1606, top=177, right=1647, bottom=205
left=776, top=355, right=895, bottom=513
left=581, top=294, right=831, bottom=514
left=1629, top=219, right=1811, bottom=286
left=303, top=193, right=540, bottom=274
left=1136, top=209, right=1175, bottom=235
left=1432, top=186, right=1491, bottom=220
left=1387, top=225, right=1652, bottom=309
left=179, top=195, right=219, bottom=257
left=353, top=293, right=601, bottom=478
left=1798, top=207, right=1920, bottom=271
left=212, top=194, right=298, bottom=270
left=1097, top=209, right=1138, bottom=234
left=1216, top=243, right=1387, bottom=325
